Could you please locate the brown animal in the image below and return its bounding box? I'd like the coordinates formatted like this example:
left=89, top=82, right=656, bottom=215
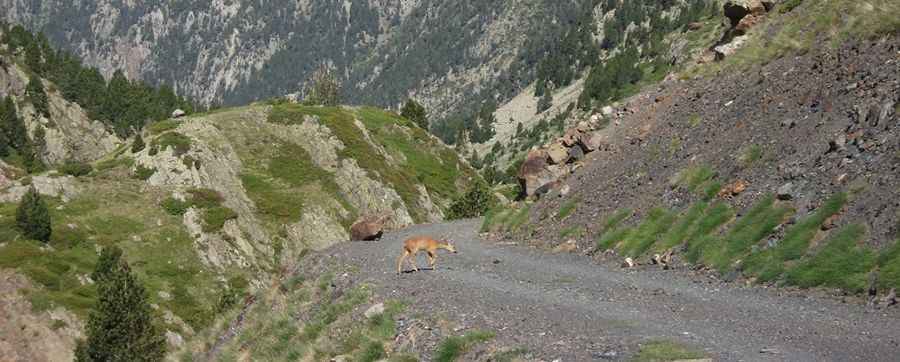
left=718, top=180, right=748, bottom=199
left=397, top=236, right=457, bottom=274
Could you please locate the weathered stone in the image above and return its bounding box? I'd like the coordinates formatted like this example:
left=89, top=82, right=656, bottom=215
left=568, top=145, right=585, bottom=162
left=828, top=134, right=847, bottom=153
left=577, top=133, right=599, bottom=153
left=877, top=101, right=895, bottom=127
left=687, top=22, right=704, bottom=31
left=601, top=106, right=615, bottom=117
left=519, top=149, right=553, bottom=196
left=553, top=239, right=578, bottom=253
left=777, top=182, right=795, bottom=200
left=559, top=184, right=570, bottom=197
left=622, top=257, right=635, bottom=268
left=172, top=109, right=186, bottom=118
left=547, top=143, right=569, bottom=165
left=350, top=215, right=388, bottom=241
left=364, top=302, right=385, bottom=318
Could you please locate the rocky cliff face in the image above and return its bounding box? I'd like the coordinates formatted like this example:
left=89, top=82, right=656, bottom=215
left=0, top=58, right=123, bottom=165
left=0, top=0, right=537, bottom=117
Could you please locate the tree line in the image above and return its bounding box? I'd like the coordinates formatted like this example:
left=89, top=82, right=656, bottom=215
left=1, top=23, right=196, bottom=137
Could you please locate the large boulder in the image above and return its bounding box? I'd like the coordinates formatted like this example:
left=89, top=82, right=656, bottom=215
left=568, top=145, right=585, bottom=162
left=723, top=0, right=768, bottom=26
left=519, top=149, right=556, bottom=197
left=547, top=143, right=569, bottom=165
left=350, top=215, right=388, bottom=241
left=576, top=132, right=604, bottom=153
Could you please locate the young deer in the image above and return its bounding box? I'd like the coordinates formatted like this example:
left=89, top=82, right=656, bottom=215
left=397, top=236, right=457, bottom=274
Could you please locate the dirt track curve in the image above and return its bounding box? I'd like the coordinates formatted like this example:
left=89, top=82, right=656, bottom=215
left=320, top=219, right=900, bottom=361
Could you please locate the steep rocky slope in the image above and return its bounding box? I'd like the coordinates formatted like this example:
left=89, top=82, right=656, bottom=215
left=0, top=54, right=122, bottom=165
left=0, top=100, right=477, bottom=360
left=495, top=0, right=900, bottom=297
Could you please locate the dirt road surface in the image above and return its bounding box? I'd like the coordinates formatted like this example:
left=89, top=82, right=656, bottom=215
left=320, top=219, right=900, bottom=361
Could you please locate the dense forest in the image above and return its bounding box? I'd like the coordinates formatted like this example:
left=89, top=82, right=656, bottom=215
left=0, top=23, right=195, bottom=138
left=431, top=0, right=716, bottom=144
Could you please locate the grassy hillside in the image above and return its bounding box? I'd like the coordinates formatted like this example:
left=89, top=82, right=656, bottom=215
left=0, top=101, right=479, bottom=358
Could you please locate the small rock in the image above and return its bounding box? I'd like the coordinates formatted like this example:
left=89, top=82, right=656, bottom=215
left=568, top=146, right=585, bottom=162
left=350, top=214, right=389, bottom=241
left=553, top=240, right=578, bottom=254
left=622, top=257, right=635, bottom=268
left=828, top=135, right=847, bottom=153
left=364, top=303, right=385, bottom=318
left=877, top=101, right=895, bottom=127
left=547, top=143, right=570, bottom=165
left=492, top=259, right=501, bottom=264
left=165, top=330, right=184, bottom=347
left=601, top=106, right=615, bottom=117
left=884, top=288, right=897, bottom=306
left=594, top=350, right=618, bottom=359
left=777, top=183, right=795, bottom=200
left=686, top=22, right=703, bottom=31
left=759, top=347, right=780, bottom=354
left=780, top=119, right=797, bottom=128
left=158, top=291, right=172, bottom=300
left=171, top=109, right=186, bottom=118
left=559, top=184, right=570, bottom=197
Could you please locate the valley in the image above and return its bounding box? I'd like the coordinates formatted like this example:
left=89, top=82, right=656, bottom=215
left=1, top=0, right=900, bottom=361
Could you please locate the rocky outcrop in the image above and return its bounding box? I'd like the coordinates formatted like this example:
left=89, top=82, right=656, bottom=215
left=518, top=118, right=609, bottom=197
left=350, top=214, right=390, bottom=241
left=0, top=61, right=121, bottom=165
left=714, top=0, right=775, bottom=59
left=0, top=175, right=79, bottom=203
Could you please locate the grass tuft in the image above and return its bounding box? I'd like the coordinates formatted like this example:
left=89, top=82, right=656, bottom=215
left=784, top=224, right=873, bottom=293
left=744, top=193, right=846, bottom=282
left=632, top=340, right=706, bottom=362
left=618, top=208, right=677, bottom=258
left=434, top=330, right=495, bottom=362
left=557, top=198, right=579, bottom=220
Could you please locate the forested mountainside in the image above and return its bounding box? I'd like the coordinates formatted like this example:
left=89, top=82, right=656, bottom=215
left=0, top=24, right=481, bottom=361
left=1, top=0, right=713, bottom=144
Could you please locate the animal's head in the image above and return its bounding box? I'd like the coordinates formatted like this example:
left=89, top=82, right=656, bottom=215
left=441, top=239, right=458, bottom=253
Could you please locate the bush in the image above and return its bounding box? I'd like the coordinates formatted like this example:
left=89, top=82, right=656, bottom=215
left=131, top=133, right=145, bottom=153
left=160, top=197, right=190, bottom=216
left=202, top=206, right=238, bottom=233
left=447, top=181, right=496, bottom=220
left=133, top=165, right=156, bottom=180
left=434, top=330, right=495, bottom=362
left=58, top=161, right=93, bottom=177
left=16, top=187, right=51, bottom=242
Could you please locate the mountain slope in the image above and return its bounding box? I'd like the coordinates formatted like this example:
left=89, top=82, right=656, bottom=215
left=0, top=60, right=478, bottom=361
left=496, top=0, right=900, bottom=295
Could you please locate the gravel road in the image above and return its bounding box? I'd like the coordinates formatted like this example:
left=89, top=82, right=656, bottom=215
left=321, top=219, right=900, bottom=361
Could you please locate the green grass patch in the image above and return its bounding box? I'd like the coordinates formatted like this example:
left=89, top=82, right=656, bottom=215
left=657, top=202, right=708, bottom=252
left=202, top=206, right=238, bottom=233
left=151, top=132, right=192, bottom=156
left=434, top=330, right=496, bottom=362
left=595, top=208, right=635, bottom=250
left=133, top=165, right=156, bottom=180
left=673, top=165, right=715, bottom=193
left=784, top=224, right=873, bottom=293
left=779, top=0, right=804, bottom=13
left=482, top=205, right=531, bottom=233
left=687, top=114, right=702, bottom=127
left=744, top=193, right=847, bottom=282
left=95, top=156, right=134, bottom=172
left=692, top=195, right=793, bottom=272
left=560, top=225, right=587, bottom=239
left=632, top=340, right=706, bottom=362
left=147, top=119, right=180, bottom=135
left=739, top=144, right=764, bottom=167
left=240, top=172, right=305, bottom=221
left=557, top=198, right=579, bottom=220
left=618, top=208, right=677, bottom=257
left=58, top=161, right=93, bottom=177
left=878, top=239, right=900, bottom=290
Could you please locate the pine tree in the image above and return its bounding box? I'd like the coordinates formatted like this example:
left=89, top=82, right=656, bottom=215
left=1, top=96, right=28, bottom=149
left=400, top=99, right=428, bottom=130
left=303, top=65, right=342, bottom=106
left=15, top=187, right=51, bottom=242
left=76, top=246, right=166, bottom=362
left=26, top=75, right=50, bottom=118
left=131, top=133, right=146, bottom=153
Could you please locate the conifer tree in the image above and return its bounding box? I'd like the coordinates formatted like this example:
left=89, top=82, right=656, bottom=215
left=76, top=246, right=166, bottom=362
left=26, top=75, right=50, bottom=118
left=132, top=133, right=146, bottom=153
left=401, top=99, right=428, bottom=130
left=15, top=186, right=51, bottom=242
